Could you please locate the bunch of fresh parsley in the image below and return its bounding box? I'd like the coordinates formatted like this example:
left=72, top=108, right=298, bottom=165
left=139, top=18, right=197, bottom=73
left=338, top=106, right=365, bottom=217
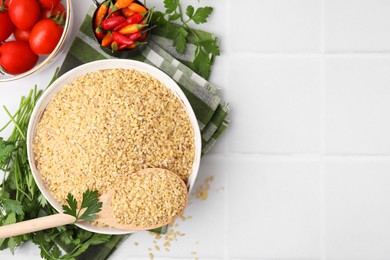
left=0, top=72, right=110, bottom=259
left=153, top=0, right=220, bottom=79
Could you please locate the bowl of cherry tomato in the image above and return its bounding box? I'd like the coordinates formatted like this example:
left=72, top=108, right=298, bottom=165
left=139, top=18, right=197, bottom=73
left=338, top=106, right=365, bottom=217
left=0, top=0, right=71, bottom=82
left=92, top=0, right=153, bottom=58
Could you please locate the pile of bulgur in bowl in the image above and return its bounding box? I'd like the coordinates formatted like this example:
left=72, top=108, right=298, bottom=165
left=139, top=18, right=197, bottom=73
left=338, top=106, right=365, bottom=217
left=26, top=60, right=201, bottom=234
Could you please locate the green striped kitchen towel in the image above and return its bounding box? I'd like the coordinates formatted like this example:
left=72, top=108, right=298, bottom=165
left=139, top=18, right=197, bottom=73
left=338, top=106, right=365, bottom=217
left=58, top=4, right=229, bottom=260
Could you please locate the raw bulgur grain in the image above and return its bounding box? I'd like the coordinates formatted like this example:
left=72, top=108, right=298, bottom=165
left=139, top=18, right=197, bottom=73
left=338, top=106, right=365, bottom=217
left=33, top=69, right=195, bottom=207
left=112, top=168, right=187, bottom=226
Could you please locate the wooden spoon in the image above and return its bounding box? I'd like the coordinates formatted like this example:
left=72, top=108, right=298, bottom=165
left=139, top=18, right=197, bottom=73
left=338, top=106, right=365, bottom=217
left=0, top=168, right=188, bottom=239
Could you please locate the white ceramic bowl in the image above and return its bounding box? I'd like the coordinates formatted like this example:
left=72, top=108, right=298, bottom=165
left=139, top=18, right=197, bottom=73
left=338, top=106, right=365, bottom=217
left=0, top=0, right=72, bottom=82
left=27, top=59, right=202, bottom=235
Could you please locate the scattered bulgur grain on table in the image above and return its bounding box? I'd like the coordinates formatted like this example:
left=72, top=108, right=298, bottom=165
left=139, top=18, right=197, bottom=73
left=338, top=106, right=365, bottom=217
left=33, top=69, right=195, bottom=208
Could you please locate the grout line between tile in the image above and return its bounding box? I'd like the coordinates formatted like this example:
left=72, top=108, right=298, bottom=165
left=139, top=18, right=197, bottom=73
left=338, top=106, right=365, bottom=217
left=319, top=0, right=326, bottom=258
left=223, top=1, right=231, bottom=259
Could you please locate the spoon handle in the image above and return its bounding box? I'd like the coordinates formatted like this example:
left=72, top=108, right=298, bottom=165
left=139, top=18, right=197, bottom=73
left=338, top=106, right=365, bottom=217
left=0, top=214, right=76, bottom=239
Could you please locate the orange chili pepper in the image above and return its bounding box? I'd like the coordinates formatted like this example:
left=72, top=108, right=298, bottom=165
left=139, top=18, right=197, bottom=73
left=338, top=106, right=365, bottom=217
left=128, top=2, right=147, bottom=13
left=121, top=6, right=135, bottom=17
left=118, top=23, right=146, bottom=34
left=115, top=0, right=133, bottom=9
left=94, top=1, right=109, bottom=29
left=101, top=32, right=113, bottom=47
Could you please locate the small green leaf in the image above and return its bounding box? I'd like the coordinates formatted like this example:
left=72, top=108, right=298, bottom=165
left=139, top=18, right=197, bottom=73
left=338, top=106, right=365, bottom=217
left=3, top=212, right=16, bottom=225
left=152, top=11, right=168, bottom=26
left=8, top=237, right=16, bottom=254
left=1, top=198, right=24, bottom=215
left=191, top=7, right=213, bottom=24
left=174, top=27, right=189, bottom=53
left=37, top=194, right=47, bottom=208
left=164, top=0, right=179, bottom=14
left=194, top=47, right=211, bottom=79
left=86, top=233, right=111, bottom=245
left=186, top=5, right=194, bottom=18
left=168, top=13, right=181, bottom=21
left=78, top=190, right=102, bottom=222
left=62, top=190, right=102, bottom=223
left=62, top=193, right=77, bottom=219
left=0, top=137, right=15, bottom=165
left=202, top=39, right=220, bottom=56
left=50, top=243, right=61, bottom=258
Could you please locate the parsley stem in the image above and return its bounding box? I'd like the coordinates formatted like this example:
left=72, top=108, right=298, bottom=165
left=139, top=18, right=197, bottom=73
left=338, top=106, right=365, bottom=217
left=177, top=3, right=201, bottom=43
left=3, top=106, right=26, bottom=141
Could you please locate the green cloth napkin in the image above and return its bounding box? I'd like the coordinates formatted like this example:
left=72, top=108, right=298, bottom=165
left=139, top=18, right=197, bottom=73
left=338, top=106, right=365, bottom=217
left=57, top=5, right=229, bottom=260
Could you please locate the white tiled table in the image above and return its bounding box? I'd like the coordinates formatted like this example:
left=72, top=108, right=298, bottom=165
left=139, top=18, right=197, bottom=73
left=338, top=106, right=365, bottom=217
left=2, top=0, right=390, bottom=259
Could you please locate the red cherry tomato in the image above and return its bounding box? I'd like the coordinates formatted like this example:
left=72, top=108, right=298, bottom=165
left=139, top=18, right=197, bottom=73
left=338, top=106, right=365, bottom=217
left=0, top=41, right=38, bottom=74
left=13, top=27, right=31, bottom=43
left=38, top=0, right=59, bottom=9
left=0, top=11, right=14, bottom=42
left=8, top=0, right=41, bottom=30
left=29, top=18, right=63, bottom=55
left=41, top=2, right=66, bottom=19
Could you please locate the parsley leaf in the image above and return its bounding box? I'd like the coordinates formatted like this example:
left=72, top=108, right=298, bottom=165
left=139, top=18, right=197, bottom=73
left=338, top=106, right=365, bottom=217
left=62, top=190, right=102, bottom=222
left=62, top=193, right=77, bottom=218
left=0, top=137, right=15, bottom=167
left=168, top=12, right=181, bottom=22
left=0, top=198, right=24, bottom=215
left=202, top=39, right=220, bottom=56
left=164, top=0, right=179, bottom=14
left=186, top=5, right=194, bottom=18
left=152, top=2, right=219, bottom=78
left=79, top=190, right=102, bottom=222
left=194, top=47, right=211, bottom=79
left=174, top=27, right=189, bottom=53
left=191, top=7, right=213, bottom=24
left=37, top=194, right=48, bottom=208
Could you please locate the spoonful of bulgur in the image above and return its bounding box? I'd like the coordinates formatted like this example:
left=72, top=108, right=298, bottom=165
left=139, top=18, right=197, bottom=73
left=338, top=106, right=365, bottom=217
left=0, top=168, right=188, bottom=238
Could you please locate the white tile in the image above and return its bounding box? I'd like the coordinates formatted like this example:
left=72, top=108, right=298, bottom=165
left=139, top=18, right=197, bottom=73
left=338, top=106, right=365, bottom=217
left=110, top=155, right=228, bottom=259
left=324, top=57, right=390, bottom=154
left=325, top=0, right=390, bottom=52
left=324, top=160, right=390, bottom=260
left=227, top=55, right=321, bottom=154
left=227, top=157, right=321, bottom=259
left=229, top=0, right=321, bottom=52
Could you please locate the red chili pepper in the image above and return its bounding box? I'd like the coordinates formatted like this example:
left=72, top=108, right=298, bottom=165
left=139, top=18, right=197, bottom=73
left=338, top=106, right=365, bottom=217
left=108, top=10, right=121, bottom=18
left=118, top=44, right=129, bottom=50
left=128, top=31, right=141, bottom=41
left=94, top=26, right=104, bottom=40
left=101, top=16, right=126, bottom=30
left=113, top=13, right=143, bottom=31
left=112, top=31, right=134, bottom=45
left=126, top=12, right=143, bottom=24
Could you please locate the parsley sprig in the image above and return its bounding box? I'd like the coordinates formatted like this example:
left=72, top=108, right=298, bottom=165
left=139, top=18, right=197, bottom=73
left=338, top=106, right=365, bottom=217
left=62, top=190, right=102, bottom=222
left=153, top=0, right=220, bottom=78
